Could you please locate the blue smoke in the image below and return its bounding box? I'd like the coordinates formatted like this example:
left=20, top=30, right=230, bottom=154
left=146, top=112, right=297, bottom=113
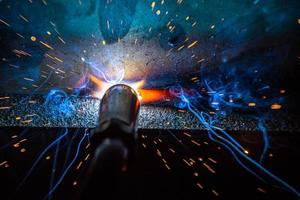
left=170, top=87, right=300, bottom=197
left=44, top=89, right=75, bottom=119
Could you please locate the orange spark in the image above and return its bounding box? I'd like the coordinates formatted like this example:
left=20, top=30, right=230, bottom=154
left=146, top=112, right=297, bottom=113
left=271, top=103, right=282, bottom=110
left=137, top=89, right=171, bottom=104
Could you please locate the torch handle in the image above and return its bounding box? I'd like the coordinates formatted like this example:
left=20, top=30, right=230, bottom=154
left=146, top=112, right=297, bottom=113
left=79, top=138, right=129, bottom=199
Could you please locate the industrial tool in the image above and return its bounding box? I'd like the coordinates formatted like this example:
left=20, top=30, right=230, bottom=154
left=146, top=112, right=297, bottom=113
left=78, top=84, right=140, bottom=199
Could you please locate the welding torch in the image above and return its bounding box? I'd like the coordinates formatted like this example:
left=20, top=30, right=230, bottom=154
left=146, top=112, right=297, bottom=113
left=78, top=84, right=140, bottom=199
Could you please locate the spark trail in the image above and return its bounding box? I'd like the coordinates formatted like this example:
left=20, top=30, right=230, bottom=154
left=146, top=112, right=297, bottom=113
left=176, top=89, right=300, bottom=198
left=44, top=129, right=88, bottom=199
left=16, top=127, right=70, bottom=192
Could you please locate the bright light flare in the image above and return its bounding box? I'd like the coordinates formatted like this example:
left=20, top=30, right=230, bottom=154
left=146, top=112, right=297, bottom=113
left=90, top=75, right=144, bottom=99
left=138, top=89, right=171, bottom=104
left=89, top=75, right=171, bottom=104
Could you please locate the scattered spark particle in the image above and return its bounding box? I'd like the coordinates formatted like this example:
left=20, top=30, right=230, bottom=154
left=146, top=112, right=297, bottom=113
left=24, top=77, right=34, bottom=82
left=58, top=36, right=66, bottom=44
left=183, top=158, right=191, bottom=166
left=177, top=45, right=185, bottom=51
left=183, top=132, right=191, bottom=137
left=177, top=0, right=183, bottom=4
left=0, top=96, right=10, bottom=100
left=248, top=102, right=256, bottom=107
left=165, top=164, right=171, bottom=170
left=16, top=33, right=25, bottom=39
left=0, top=106, right=10, bottom=110
left=102, top=40, right=106, bottom=45
left=16, top=117, right=21, bottom=120
left=169, top=25, right=175, bottom=32
left=40, top=41, right=54, bottom=50
left=151, top=1, right=156, bottom=10
left=19, top=139, right=27, bottom=143
left=0, top=18, right=10, bottom=27
left=210, top=24, right=215, bottom=29
left=189, top=158, right=196, bottom=165
left=46, top=156, right=51, bottom=160
left=298, top=18, right=300, bottom=24
left=196, top=182, right=203, bottom=189
left=0, top=161, right=8, bottom=167
left=191, top=140, right=201, bottom=146
left=13, top=49, right=32, bottom=57
left=257, top=187, right=266, bottom=193
left=197, top=58, right=205, bottom=63
left=31, top=36, right=36, bottom=42
left=107, top=20, right=110, bottom=30
left=84, top=154, right=90, bottom=161
left=76, top=161, right=83, bottom=170
left=25, top=114, right=36, bottom=118
left=156, top=149, right=162, bottom=157
left=2, top=58, right=8, bottom=62
left=185, top=16, right=190, bottom=21
left=208, top=157, right=217, bottom=164
left=280, top=89, right=286, bottom=94
left=20, top=148, right=26, bottom=153
left=271, top=103, right=282, bottom=110
left=42, top=0, right=47, bottom=6
left=212, top=190, right=219, bottom=196
left=244, top=150, right=249, bottom=154
left=203, top=163, right=216, bottom=173
left=14, top=143, right=20, bottom=148
left=47, top=31, right=51, bottom=35
left=56, top=68, right=66, bottom=74
left=188, top=40, right=198, bottom=49
left=193, top=172, right=199, bottom=177
left=169, top=148, right=175, bottom=153
left=19, top=14, right=29, bottom=22
left=156, top=10, right=161, bottom=15
left=269, top=153, right=273, bottom=157
left=73, top=181, right=78, bottom=186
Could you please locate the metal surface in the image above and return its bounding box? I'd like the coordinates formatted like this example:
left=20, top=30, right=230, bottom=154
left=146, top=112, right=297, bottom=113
left=0, top=94, right=299, bottom=131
